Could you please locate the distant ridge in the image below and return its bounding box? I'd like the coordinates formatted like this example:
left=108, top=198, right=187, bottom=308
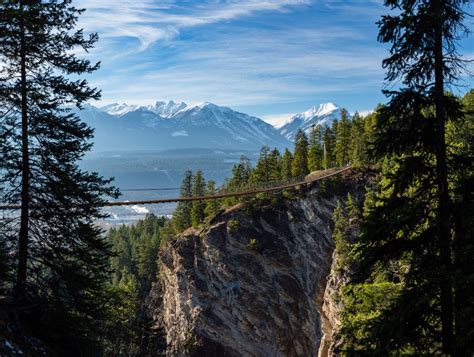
left=77, top=100, right=291, bottom=152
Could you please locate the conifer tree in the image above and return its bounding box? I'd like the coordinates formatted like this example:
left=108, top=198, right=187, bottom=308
left=308, top=125, right=324, bottom=171
left=0, top=0, right=118, bottom=351
left=269, top=148, right=282, bottom=181
left=229, top=155, right=252, bottom=189
left=173, top=170, right=193, bottom=231
left=335, top=109, right=352, bottom=166
left=250, top=145, right=272, bottom=184
left=191, top=170, right=206, bottom=227
left=281, top=148, right=294, bottom=181
left=204, top=180, right=221, bottom=218
left=343, top=1, right=471, bottom=354
left=292, top=129, right=309, bottom=177
left=349, top=112, right=365, bottom=166
left=322, top=125, right=336, bottom=169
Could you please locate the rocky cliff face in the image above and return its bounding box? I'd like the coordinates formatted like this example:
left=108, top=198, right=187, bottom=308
left=150, top=175, right=366, bottom=356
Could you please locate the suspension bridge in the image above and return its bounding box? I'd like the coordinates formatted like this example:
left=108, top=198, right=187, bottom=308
left=0, top=166, right=351, bottom=210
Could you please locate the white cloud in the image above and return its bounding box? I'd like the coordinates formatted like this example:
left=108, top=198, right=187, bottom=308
left=76, top=0, right=310, bottom=50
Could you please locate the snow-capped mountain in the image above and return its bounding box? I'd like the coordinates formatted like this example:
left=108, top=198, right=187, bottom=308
left=100, top=100, right=187, bottom=118
left=146, top=100, right=187, bottom=118
left=279, top=102, right=346, bottom=140
left=76, top=101, right=290, bottom=152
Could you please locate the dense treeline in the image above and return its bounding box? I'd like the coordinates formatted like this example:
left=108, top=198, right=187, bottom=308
left=101, top=214, right=171, bottom=356
left=171, top=109, right=377, bottom=232
left=334, top=90, right=474, bottom=355
left=330, top=0, right=473, bottom=354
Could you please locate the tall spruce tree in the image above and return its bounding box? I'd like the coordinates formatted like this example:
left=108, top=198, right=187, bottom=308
left=204, top=180, right=221, bottom=218
left=281, top=148, right=294, bottom=181
left=335, top=109, right=352, bottom=166
left=268, top=148, right=282, bottom=181
left=322, top=124, right=337, bottom=169
left=173, top=170, right=193, bottom=231
left=292, top=129, right=309, bottom=177
left=250, top=145, right=272, bottom=184
left=308, top=125, right=324, bottom=171
left=191, top=170, right=206, bottom=227
left=343, top=1, right=471, bottom=354
left=0, top=0, right=118, bottom=352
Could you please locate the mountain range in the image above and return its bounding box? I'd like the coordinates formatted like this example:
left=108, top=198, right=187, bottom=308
left=75, top=100, right=344, bottom=152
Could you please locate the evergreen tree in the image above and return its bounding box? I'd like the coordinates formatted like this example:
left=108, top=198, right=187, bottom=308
left=191, top=170, right=206, bottom=227
left=229, top=155, right=252, bottom=189
left=292, top=129, right=309, bottom=177
left=204, top=180, right=221, bottom=218
left=322, top=124, right=337, bottom=169
left=335, top=109, right=352, bottom=166
left=136, top=231, right=160, bottom=292
left=281, top=148, right=294, bottom=181
left=268, top=148, right=282, bottom=181
left=342, top=1, right=471, bottom=354
left=308, top=125, right=324, bottom=171
left=173, top=170, right=193, bottom=231
left=250, top=145, right=272, bottom=184
left=0, top=1, right=118, bottom=352
left=349, top=112, right=365, bottom=166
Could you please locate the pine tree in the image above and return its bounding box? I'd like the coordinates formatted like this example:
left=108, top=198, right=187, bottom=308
left=322, top=124, right=336, bottom=169
left=268, top=148, right=282, bottom=181
left=229, top=155, right=252, bottom=189
left=335, top=109, right=351, bottom=166
left=204, top=180, right=221, bottom=218
left=250, top=145, right=272, bottom=184
left=342, top=1, right=471, bottom=354
left=292, top=129, right=309, bottom=177
left=349, top=112, right=365, bottom=166
left=281, top=148, right=294, bottom=181
left=308, top=125, right=324, bottom=171
left=0, top=1, right=118, bottom=351
left=191, top=170, right=206, bottom=227
left=173, top=170, right=193, bottom=231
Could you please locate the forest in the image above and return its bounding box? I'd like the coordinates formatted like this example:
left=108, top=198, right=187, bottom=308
left=0, top=0, right=473, bottom=356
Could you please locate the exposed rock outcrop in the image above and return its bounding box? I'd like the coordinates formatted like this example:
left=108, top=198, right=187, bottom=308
left=151, top=175, right=366, bottom=356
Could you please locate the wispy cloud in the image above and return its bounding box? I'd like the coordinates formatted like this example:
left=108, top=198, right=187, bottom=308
left=77, top=0, right=310, bottom=50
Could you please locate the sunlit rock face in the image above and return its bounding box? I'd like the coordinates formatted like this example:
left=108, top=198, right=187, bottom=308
left=150, top=174, right=366, bottom=356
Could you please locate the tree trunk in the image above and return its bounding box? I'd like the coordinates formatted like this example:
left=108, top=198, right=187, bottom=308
left=433, top=0, right=455, bottom=354
left=15, top=0, right=30, bottom=302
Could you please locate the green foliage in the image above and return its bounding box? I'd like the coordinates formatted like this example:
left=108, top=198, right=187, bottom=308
left=335, top=109, right=352, bottom=166
left=292, top=129, right=309, bottom=177
left=173, top=170, right=193, bottom=231
left=340, top=282, right=403, bottom=354
left=281, top=148, right=294, bottom=180
left=322, top=124, right=337, bottom=169
left=250, top=145, right=273, bottom=184
left=191, top=170, right=206, bottom=227
left=204, top=180, right=221, bottom=219
left=308, top=125, right=324, bottom=171
left=332, top=195, right=361, bottom=272
left=104, top=214, right=168, bottom=355
left=246, top=238, right=259, bottom=251
left=0, top=1, right=119, bottom=353
left=338, top=1, right=473, bottom=354
left=227, top=219, right=240, bottom=231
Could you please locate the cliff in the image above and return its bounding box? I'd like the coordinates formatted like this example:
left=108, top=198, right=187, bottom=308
left=149, top=172, right=367, bottom=356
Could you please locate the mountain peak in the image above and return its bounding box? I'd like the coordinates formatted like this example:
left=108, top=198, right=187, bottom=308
left=279, top=102, right=346, bottom=140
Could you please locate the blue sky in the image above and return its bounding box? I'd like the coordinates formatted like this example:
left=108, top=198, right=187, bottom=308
left=76, top=0, right=474, bottom=126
